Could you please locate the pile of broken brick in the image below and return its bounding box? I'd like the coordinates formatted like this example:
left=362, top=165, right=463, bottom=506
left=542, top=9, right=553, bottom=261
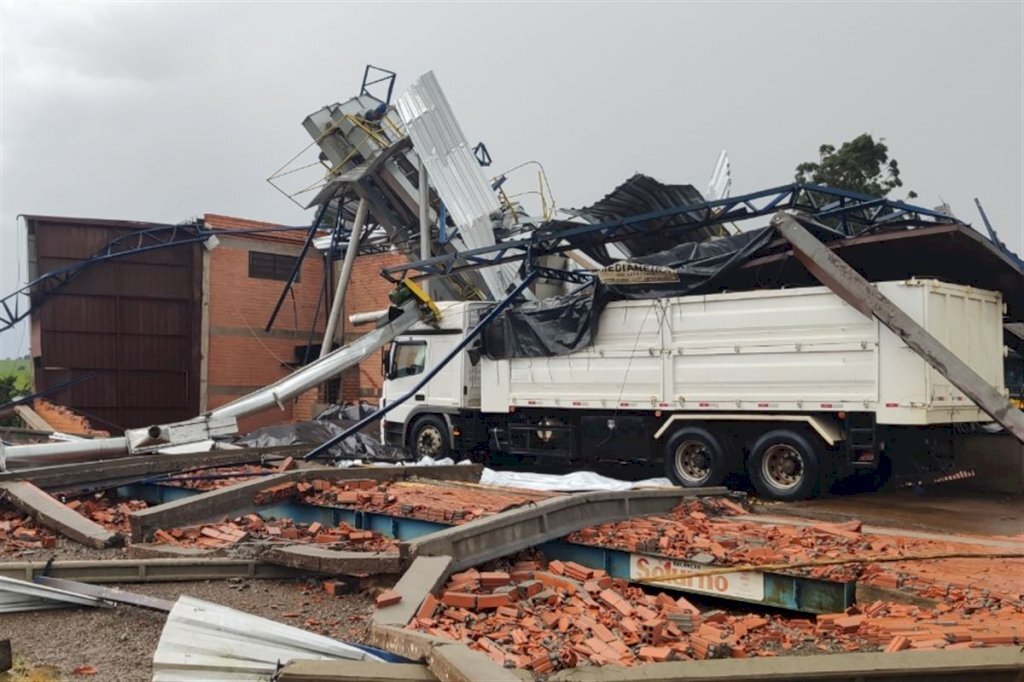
left=151, top=514, right=397, bottom=553
left=301, top=479, right=553, bottom=525
left=567, top=498, right=1024, bottom=606
left=402, top=557, right=1024, bottom=676
left=0, top=508, right=57, bottom=554
left=67, top=496, right=148, bottom=536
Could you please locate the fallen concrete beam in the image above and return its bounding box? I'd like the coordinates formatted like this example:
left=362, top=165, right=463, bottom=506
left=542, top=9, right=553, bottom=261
left=549, top=645, right=1024, bottom=681
left=373, top=556, right=454, bottom=629
left=0, top=447, right=282, bottom=492
left=277, top=660, right=437, bottom=682
left=0, top=557, right=303, bottom=583
left=428, top=641, right=521, bottom=682
left=129, top=463, right=482, bottom=541
left=772, top=211, right=1024, bottom=442
left=370, top=625, right=449, bottom=663
left=404, top=487, right=726, bottom=572
left=263, top=545, right=402, bottom=575
left=0, top=480, right=120, bottom=548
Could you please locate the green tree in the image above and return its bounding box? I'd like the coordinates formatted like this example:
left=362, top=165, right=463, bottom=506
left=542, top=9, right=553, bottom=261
left=0, top=375, right=21, bottom=427
left=795, top=133, right=917, bottom=199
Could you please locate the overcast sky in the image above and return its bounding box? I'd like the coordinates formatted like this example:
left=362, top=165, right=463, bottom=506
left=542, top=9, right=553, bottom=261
left=1, top=1, right=1021, bottom=359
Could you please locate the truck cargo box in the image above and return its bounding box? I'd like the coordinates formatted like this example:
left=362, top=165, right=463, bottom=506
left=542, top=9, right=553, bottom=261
left=480, top=280, right=1004, bottom=425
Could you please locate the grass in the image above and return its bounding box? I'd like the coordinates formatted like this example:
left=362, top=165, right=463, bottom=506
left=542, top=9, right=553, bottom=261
left=0, top=358, right=32, bottom=392
left=0, top=656, right=61, bottom=682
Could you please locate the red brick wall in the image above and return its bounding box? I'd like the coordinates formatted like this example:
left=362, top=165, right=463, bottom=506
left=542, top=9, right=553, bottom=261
left=203, top=213, right=405, bottom=427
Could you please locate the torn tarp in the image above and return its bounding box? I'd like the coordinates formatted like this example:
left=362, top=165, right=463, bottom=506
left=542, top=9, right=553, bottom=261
left=235, top=419, right=407, bottom=462
left=482, top=227, right=777, bottom=359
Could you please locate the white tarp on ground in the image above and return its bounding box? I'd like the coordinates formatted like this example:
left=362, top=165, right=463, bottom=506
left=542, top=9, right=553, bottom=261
left=152, top=596, right=381, bottom=682
left=480, top=468, right=675, bottom=492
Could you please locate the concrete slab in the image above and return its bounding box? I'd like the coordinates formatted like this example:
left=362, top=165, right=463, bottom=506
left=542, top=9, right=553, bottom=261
left=373, top=555, right=453, bottom=628
left=549, top=645, right=1024, bottom=681
left=129, top=464, right=483, bottom=541
left=277, top=660, right=436, bottom=681
left=127, top=543, right=221, bottom=559
left=369, top=625, right=449, bottom=662
left=0, top=480, right=120, bottom=548
left=262, top=544, right=402, bottom=575
left=405, top=487, right=726, bottom=572
left=428, top=642, right=520, bottom=682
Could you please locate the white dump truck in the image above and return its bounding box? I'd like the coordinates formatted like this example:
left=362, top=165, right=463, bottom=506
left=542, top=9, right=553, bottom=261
left=381, top=279, right=1007, bottom=500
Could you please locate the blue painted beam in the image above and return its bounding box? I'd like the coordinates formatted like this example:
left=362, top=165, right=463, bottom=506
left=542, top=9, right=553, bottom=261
left=127, top=482, right=853, bottom=614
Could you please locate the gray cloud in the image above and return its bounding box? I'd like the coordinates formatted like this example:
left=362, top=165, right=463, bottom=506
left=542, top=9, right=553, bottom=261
left=2, top=1, right=1021, bottom=358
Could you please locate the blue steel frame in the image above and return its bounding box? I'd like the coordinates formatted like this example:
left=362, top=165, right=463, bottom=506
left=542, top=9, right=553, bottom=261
left=1, top=222, right=317, bottom=333
left=120, top=482, right=853, bottom=613
left=379, top=183, right=962, bottom=284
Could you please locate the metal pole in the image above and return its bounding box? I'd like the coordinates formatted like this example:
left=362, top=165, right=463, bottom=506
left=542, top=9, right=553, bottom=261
left=320, top=199, right=368, bottom=359
left=418, top=158, right=431, bottom=297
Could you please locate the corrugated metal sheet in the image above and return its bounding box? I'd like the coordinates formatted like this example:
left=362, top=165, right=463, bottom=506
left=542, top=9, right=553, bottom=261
left=0, top=575, right=108, bottom=613
left=395, top=72, right=521, bottom=300
left=152, top=596, right=381, bottom=681
left=559, top=174, right=718, bottom=264
left=27, top=216, right=202, bottom=432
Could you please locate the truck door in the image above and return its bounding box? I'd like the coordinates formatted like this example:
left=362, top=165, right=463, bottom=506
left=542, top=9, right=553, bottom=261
left=382, top=339, right=428, bottom=430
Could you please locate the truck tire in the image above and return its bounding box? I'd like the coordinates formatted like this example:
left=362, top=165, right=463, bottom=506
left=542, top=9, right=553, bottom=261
left=748, top=429, right=821, bottom=501
left=409, top=415, right=451, bottom=460
left=663, top=426, right=731, bottom=488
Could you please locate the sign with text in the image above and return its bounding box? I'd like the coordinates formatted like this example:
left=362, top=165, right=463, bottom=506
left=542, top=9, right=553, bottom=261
left=629, top=554, right=765, bottom=601
left=597, top=262, right=678, bottom=285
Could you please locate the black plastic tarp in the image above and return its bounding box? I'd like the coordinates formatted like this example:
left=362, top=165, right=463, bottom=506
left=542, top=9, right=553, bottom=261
left=235, top=416, right=407, bottom=461
left=482, top=227, right=778, bottom=360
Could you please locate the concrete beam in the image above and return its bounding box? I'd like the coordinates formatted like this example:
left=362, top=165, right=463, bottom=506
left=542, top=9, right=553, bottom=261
left=262, top=545, right=402, bottom=575
left=0, top=447, right=282, bottom=492
left=549, top=645, right=1024, bottom=681
left=373, top=555, right=454, bottom=629
left=404, top=487, right=727, bottom=572
left=277, top=660, right=437, bottom=682
left=0, top=480, right=120, bottom=548
left=772, top=211, right=1024, bottom=442
left=0, top=557, right=302, bottom=583
left=428, top=642, right=521, bottom=682
left=129, top=464, right=483, bottom=541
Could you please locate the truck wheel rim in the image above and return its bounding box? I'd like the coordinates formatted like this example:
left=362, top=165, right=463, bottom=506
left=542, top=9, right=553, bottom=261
left=416, top=427, right=442, bottom=457
left=762, top=444, right=803, bottom=490
left=674, top=441, right=710, bottom=484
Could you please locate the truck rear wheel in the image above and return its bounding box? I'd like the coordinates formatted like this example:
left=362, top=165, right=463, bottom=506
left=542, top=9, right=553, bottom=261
left=748, top=429, right=821, bottom=501
left=410, top=415, right=451, bottom=460
left=663, top=427, right=730, bottom=488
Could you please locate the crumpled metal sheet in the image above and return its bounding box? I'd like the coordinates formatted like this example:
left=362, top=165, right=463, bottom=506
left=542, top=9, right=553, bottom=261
left=0, top=575, right=108, bottom=613
left=152, top=596, right=381, bottom=681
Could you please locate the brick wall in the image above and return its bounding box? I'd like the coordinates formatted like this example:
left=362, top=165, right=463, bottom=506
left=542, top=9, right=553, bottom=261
left=203, top=214, right=404, bottom=428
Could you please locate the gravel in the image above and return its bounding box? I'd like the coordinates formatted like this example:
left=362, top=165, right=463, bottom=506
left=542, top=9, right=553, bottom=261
left=2, top=577, right=382, bottom=682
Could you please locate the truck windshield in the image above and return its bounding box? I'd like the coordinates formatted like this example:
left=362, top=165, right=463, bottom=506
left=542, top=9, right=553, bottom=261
left=391, top=341, right=427, bottom=378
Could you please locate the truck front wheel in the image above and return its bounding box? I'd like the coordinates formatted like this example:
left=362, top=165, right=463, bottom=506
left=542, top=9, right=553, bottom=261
left=663, top=427, right=731, bottom=488
left=409, top=415, right=451, bottom=461
left=748, top=429, right=821, bottom=501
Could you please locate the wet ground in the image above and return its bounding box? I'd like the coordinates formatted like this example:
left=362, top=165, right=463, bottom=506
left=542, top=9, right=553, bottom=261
left=762, top=486, right=1023, bottom=537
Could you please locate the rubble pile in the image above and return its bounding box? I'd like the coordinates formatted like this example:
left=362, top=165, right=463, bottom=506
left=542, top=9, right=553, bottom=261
left=301, top=479, right=553, bottom=524
left=67, top=495, right=149, bottom=535
left=151, top=513, right=397, bottom=552
left=407, top=559, right=1023, bottom=675
left=157, top=464, right=278, bottom=491
left=568, top=499, right=1024, bottom=605
left=0, top=507, right=57, bottom=554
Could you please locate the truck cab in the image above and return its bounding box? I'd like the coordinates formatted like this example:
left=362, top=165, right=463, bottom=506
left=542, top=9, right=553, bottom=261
left=381, top=301, right=486, bottom=458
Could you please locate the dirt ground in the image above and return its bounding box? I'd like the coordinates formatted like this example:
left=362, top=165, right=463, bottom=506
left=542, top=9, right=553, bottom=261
left=0, top=577, right=380, bottom=682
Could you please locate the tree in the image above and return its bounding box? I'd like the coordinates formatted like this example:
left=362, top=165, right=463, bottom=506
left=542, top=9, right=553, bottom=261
left=795, top=133, right=917, bottom=199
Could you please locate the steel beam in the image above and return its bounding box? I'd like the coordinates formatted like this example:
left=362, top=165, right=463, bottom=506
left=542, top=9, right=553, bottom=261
left=128, top=464, right=483, bottom=542
left=771, top=211, right=1024, bottom=442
